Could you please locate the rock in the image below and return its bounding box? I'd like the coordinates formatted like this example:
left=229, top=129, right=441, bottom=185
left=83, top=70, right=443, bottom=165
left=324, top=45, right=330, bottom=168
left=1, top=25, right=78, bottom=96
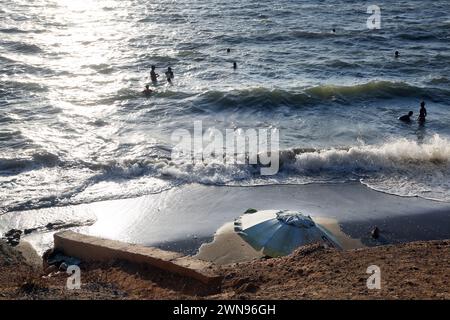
left=371, top=226, right=380, bottom=239
left=244, top=208, right=258, bottom=214
left=42, top=248, right=54, bottom=269
left=4, top=229, right=22, bottom=238
left=2, top=229, right=22, bottom=246
left=24, top=228, right=37, bottom=235
left=8, top=238, right=20, bottom=247
left=44, top=249, right=81, bottom=270
left=44, top=265, right=58, bottom=274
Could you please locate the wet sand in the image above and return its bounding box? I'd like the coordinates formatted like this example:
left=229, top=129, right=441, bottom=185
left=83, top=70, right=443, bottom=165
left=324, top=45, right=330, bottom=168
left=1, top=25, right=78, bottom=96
left=1, top=182, right=450, bottom=256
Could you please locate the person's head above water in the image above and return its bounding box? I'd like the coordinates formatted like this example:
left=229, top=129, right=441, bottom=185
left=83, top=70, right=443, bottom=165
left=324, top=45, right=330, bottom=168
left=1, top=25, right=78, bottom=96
left=332, top=28, right=336, bottom=33
left=233, top=61, right=237, bottom=69
left=227, top=48, right=231, bottom=53
left=408, top=111, right=413, bottom=116
left=151, top=65, right=155, bottom=70
left=168, top=67, right=172, bottom=71
left=395, top=51, right=399, bottom=57
left=421, top=101, right=425, bottom=108
left=145, top=84, right=149, bottom=89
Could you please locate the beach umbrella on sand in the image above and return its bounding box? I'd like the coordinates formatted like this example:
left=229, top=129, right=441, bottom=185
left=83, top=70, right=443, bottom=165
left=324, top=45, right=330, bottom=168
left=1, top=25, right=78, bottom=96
left=234, top=210, right=340, bottom=257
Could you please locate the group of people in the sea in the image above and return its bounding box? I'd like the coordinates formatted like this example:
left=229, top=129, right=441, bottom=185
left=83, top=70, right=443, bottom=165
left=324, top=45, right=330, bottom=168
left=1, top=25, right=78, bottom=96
left=143, top=65, right=174, bottom=95
left=142, top=44, right=429, bottom=124
left=143, top=48, right=237, bottom=96
left=393, top=50, right=429, bottom=124
left=399, top=101, right=427, bottom=124
left=150, top=65, right=174, bottom=84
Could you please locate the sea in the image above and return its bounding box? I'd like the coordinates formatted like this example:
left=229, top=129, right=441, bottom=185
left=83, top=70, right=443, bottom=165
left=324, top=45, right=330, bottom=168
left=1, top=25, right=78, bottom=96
left=1, top=0, right=450, bottom=216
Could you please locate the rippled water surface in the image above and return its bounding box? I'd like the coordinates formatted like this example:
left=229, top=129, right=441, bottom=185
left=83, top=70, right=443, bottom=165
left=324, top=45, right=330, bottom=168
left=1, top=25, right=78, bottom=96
left=1, top=0, right=450, bottom=212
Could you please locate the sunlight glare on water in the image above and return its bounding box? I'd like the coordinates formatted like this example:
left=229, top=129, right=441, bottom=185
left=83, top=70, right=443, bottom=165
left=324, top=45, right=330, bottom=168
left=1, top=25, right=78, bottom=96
left=1, top=0, right=450, bottom=213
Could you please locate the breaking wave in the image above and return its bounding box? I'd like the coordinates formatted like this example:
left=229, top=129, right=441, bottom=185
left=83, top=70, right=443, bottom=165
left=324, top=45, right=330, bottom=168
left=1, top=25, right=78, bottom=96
left=2, top=135, right=449, bottom=214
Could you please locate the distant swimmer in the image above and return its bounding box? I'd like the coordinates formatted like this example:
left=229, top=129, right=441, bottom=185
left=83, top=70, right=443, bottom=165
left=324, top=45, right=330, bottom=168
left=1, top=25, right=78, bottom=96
left=143, top=84, right=153, bottom=96
left=418, top=101, right=427, bottom=123
left=233, top=61, right=237, bottom=69
left=399, top=111, right=413, bottom=122
left=227, top=48, right=231, bottom=53
left=332, top=28, right=336, bottom=33
left=150, top=65, right=159, bottom=83
left=395, top=51, right=400, bottom=58
left=165, top=67, right=174, bottom=84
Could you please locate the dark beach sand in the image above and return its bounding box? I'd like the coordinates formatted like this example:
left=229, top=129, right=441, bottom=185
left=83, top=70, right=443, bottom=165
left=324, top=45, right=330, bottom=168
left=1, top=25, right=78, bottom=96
left=2, top=182, right=449, bottom=257
left=1, top=182, right=449, bottom=300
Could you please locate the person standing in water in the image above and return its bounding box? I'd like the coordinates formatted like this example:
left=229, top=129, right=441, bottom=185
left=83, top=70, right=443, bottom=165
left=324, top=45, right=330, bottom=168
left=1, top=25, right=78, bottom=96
left=418, top=101, right=427, bottom=123
left=233, top=61, right=237, bottom=69
left=165, top=67, right=174, bottom=84
left=150, top=65, right=159, bottom=83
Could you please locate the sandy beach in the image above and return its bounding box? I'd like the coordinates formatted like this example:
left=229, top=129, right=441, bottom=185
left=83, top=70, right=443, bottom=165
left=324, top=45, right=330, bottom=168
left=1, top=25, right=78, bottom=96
left=2, top=182, right=450, bottom=257
left=1, top=239, right=448, bottom=300
left=1, top=181, right=449, bottom=300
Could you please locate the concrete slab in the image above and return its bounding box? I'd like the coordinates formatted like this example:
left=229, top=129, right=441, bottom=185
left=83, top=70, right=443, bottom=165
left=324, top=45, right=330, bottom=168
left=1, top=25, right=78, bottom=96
left=53, top=231, right=222, bottom=286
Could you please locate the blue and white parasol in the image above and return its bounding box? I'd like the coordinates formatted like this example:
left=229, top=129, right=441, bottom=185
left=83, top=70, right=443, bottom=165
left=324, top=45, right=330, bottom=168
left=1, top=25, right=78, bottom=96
left=234, top=210, right=340, bottom=257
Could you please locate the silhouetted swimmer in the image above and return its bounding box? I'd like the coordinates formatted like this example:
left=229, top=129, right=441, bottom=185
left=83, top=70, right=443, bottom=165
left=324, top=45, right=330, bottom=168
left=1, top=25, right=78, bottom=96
left=150, top=65, right=159, bottom=83
left=165, top=67, right=174, bottom=84
left=227, top=48, right=231, bottom=53
left=233, top=61, right=237, bottom=69
left=399, top=111, right=413, bottom=122
left=395, top=51, right=400, bottom=58
left=143, top=84, right=153, bottom=96
left=332, top=28, right=336, bottom=33
left=418, top=101, right=427, bottom=123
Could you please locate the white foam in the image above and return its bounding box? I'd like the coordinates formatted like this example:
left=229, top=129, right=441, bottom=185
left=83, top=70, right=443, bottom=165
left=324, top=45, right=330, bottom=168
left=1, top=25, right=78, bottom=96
left=157, top=134, right=450, bottom=201
left=292, top=134, right=450, bottom=173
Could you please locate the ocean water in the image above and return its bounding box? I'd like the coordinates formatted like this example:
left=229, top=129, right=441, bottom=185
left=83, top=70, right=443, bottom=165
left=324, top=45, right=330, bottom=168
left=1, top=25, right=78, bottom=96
left=1, top=0, right=450, bottom=214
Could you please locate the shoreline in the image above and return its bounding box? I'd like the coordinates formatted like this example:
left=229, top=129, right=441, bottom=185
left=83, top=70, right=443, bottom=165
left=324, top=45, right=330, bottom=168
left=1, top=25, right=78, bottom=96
left=2, top=181, right=450, bottom=257
left=3, top=179, right=449, bottom=218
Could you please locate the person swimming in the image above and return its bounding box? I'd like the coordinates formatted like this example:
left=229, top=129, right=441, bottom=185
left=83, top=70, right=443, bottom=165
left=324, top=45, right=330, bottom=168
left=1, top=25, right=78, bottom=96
left=143, top=84, right=153, bottom=96
left=418, top=101, right=427, bottom=123
left=399, top=111, right=413, bottom=122
left=165, top=67, right=174, bottom=84
left=233, top=61, right=237, bottom=69
left=150, top=65, right=159, bottom=83
left=227, top=48, right=231, bottom=53
left=395, top=51, right=400, bottom=58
